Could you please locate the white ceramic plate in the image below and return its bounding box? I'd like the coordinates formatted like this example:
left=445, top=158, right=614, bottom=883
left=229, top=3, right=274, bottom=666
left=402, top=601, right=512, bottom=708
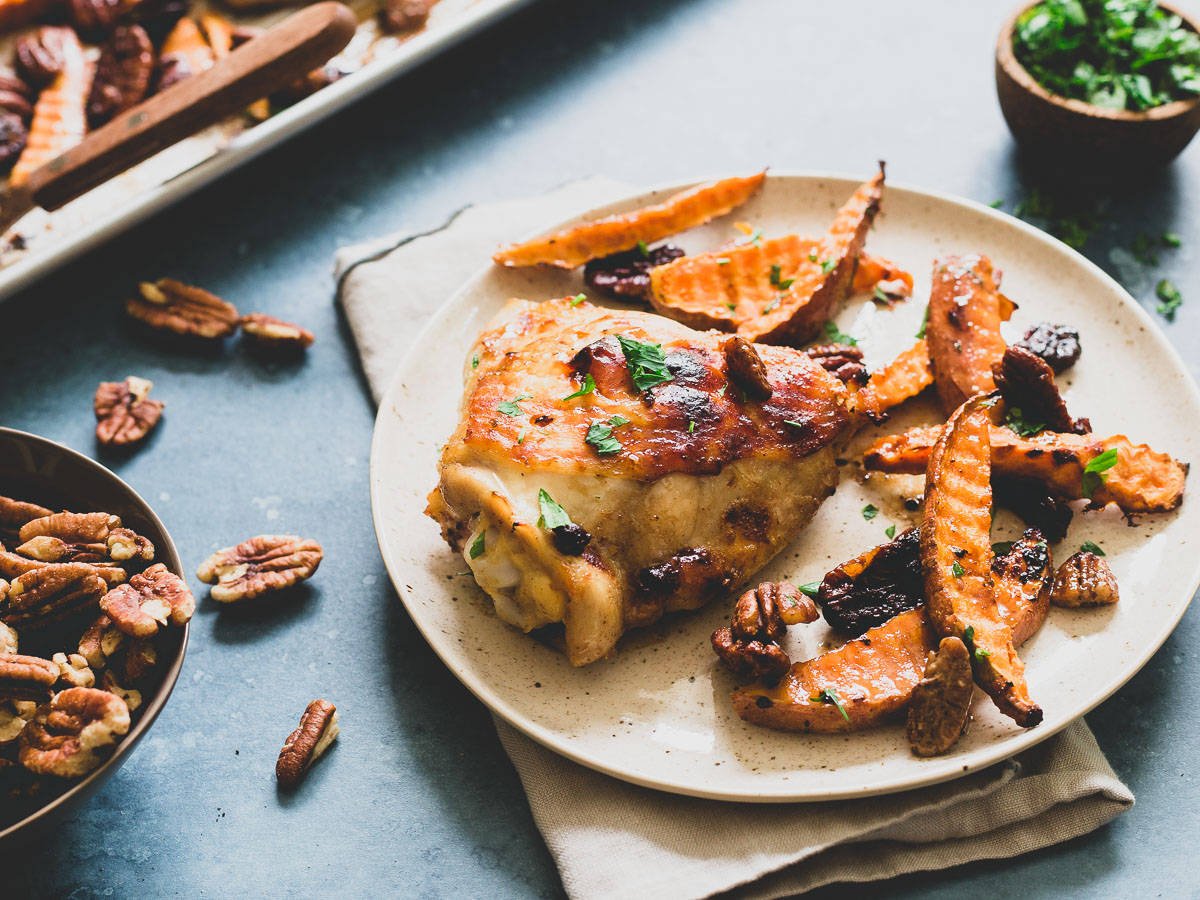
left=370, top=174, right=1200, bottom=802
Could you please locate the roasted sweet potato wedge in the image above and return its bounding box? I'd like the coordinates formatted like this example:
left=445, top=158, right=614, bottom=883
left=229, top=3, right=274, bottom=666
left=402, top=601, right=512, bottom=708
left=926, top=255, right=1007, bottom=413
left=852, top=253, right=913, bottom=302
left=493, top=172, right=765, bottom=269
left=9, top=28, right=89, bottom=185
left=991, top=529, right=1052, bottom=646
left=864, top=426, right=1187, bottom=514
left=648, top=167, right=884, bottom=346
left=921, top=395, right=1040, bottom=728
left=157, top=17, right=216, bottom=91
left=855, top=339, right=932, bottom=423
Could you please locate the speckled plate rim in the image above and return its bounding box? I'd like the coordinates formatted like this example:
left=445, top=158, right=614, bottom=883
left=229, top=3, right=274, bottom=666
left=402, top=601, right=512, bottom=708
left=0, top=427, right=189, bottom=842
left=370, top=172, right=1200, bottom=802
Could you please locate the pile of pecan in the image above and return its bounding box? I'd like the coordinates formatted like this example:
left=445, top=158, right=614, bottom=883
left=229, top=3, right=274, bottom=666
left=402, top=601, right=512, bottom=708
left=711, top=581, right=818, bottom=683
left=0, top=493, right=192, bottom=815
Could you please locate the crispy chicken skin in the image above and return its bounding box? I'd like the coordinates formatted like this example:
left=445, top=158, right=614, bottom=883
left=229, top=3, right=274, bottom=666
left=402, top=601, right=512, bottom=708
left=427, top=297, right=852, bottom=665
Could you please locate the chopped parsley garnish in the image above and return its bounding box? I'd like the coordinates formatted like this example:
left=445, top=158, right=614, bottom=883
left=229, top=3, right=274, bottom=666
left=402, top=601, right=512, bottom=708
left=562, top=373, right=596, bottom=401
left=885, top=524, right=897, bottom=539
left=1079, top=540, right=1106, bottom=556
left=687, top=420, right=696, bottom=433
left=717, top=257, right=732, bottom=265
left=1004, top=406, right=1046, bottom=437
left=1132, top=232, right=1160, bottom=266
left=471, top=354, right=480, bottom=369
left=715, top=384, right=728, bottom=398
left=468, top=531, right=486, bottom=559
left=915, top=304, right=930, bottom=339
left=536, top=489, right=572, bottom=530
left=636, top=240, right=649, bottom=258
left=962, top=625, right=991, bottom=663
left=989, top=199, right=1005, bottom=209
left=616, top=335, right=674, bottom=392
left=741, top=229, right=763, bottom=246
left=820, top=258, right=837, bottom=274
left=497, top=392, right=532, bottom=416
left=1013, top=0, right=1200, bottom=111
left=769, top=264, right=794, bottom=290
left=517, top=427, right=528, bottom=444
left=1162, top=231, right=1182, bottom=248
left=783, top=419, right=806, bottom=430
left=822, top=320, right=858, bottom=347
left=809, top=688, right=850, bottom=723
left=1081, top=447, right=1119, bottom=498
left=585, top=416, right=629, bottom=455
left=951, top=561, right=965, bottom=578
left=725, top=301, right=737, bottom=311
left=762, top=297, right=781, bottom=314
left=1012, top=187, right=1102, bottom=250
left=569, top=293, right=586, bottom=307
left=861, top=503, right=879, bottom=520
left=872, top=285, right=890, bottom=304
left=1156, top=278, right=1182, bottom=321
left=807, top=250, right=820, bottom=263
left=798, top=581, right=821, bottom=598
left=992, top=541, right=1015, bottom=556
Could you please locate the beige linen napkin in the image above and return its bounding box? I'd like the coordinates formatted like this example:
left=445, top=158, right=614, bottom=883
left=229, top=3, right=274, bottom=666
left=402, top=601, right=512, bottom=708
left=334, top=179, right=1133, bottom=899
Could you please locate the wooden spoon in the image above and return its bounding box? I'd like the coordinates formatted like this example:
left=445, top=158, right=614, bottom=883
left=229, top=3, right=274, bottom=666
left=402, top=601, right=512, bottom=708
left=0, top=2, right=357, bottom=233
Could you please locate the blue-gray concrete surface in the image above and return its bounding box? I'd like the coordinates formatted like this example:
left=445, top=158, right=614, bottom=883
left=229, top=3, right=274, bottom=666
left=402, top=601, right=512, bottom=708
left=3, top=0, right=1198, bottom=896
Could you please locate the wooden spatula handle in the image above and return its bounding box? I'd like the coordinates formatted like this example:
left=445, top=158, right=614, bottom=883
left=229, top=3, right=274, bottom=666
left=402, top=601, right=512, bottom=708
left=25, top=2, right=357, bottom=211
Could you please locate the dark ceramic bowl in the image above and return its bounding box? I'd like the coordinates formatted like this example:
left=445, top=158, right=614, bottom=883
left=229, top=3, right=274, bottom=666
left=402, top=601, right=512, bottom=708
left=996, top=1, right=1200, bottom=168
left=0, top=427, right=188, bottom=846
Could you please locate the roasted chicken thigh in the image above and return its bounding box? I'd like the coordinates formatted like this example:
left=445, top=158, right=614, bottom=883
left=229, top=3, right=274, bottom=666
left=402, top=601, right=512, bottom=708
left=426, top=296, right=852, bottom=665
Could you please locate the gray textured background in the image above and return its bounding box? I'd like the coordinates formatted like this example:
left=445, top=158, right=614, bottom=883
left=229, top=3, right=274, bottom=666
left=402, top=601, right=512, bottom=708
left=2, top=0, right=1198, bottom=896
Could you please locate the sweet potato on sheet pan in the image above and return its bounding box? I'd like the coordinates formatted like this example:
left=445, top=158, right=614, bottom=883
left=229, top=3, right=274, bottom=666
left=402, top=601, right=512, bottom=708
left=648, top=167, right=884, bottom=346
left=9, top=28, right=89, bottom=185
left=926, top=255, right=1008, bottom=413
left=492, top=172, right=765, bottom=269
left=863, top=426, right=1187, bottom=515
left=920, top=395, right=1040, bottom=728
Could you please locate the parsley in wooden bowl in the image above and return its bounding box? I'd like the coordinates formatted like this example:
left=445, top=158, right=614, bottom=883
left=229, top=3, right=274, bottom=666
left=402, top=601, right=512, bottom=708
left=996, top=0, right=1200, bottom=168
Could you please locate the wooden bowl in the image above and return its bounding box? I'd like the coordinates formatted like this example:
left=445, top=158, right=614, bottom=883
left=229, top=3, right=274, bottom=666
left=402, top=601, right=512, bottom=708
left=996, top=1, right=1200, bottom=168
left=0, top=428, right=188, bottom=846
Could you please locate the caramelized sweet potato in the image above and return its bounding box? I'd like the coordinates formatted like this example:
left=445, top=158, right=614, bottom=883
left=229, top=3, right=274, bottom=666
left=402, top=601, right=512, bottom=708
left=864, top=426, right=1187, bottom=514
left=852, top=253, right=913, bottom=302
left=816, top=527, right=923, bottom=635
left=926, top=255, right=1007, bottom=413
left=920, top=395, right=1040, bottom=728
left=991, top=529, right=1052, bottom=646
left=493, top=172, right=765, bottom=269
left=9, top=28, right=89, bottom=185
left=648, top=167, right=884, bottom=346
left=855, top=339, right=932, bottom=423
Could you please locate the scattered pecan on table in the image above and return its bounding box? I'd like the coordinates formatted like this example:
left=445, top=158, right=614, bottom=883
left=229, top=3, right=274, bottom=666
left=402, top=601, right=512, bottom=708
left=196, top=535, right=323, bottom=603
left=94, top=375, right=164, bottom=448
left=87, top=24, right=155, bottom=128
left=276, top=698, right=339, bottom=788
left=19, top=687, right=131, bottom=777
left=240, top=313, right=315, bottom=351
left=126, top=279, right=240, bottom=339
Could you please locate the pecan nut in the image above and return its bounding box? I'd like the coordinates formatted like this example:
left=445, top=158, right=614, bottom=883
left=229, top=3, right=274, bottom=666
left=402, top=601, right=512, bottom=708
left=67, top=0, right=128, bottom=34
left=0, top=621, right=17, bottom=655
left=0, top=70, right=33, bottom=122
left=16, top=535, right=106, bottom=564
left=52, top=652, right=95, bottom=688
left=0, top=494, right=52, bottom=542
left=723, top=337, right=773, bottom=401
left=711, top=627, right=791, bottom=682
left=14, top=27, right=67, bottom=88
left=240, top=314, right=315, bottom=351
left=87, top=24, right=154, bottom=127
left=0, top=700, right=30, bottom=744
left=0, top=548, right=127, bottom=589
left=17, top=510, right=153, bottom=564
left=19, top=687, right=130, bottom=777
left=126, top=279, right=240, bottom=340
left=906, top=636, right=974, bottom=757
left=380, top=0, right=436, bottom=33
left=0, top=111, right=28, bottom=173
left=582, top=242, right=685, bottom=302
left=0, top=653, right=58, bottom=701
left=1050, top=551, right=1119, bottom=608
left=2, top=563, right=109, bottom=628
left=805, top=343, right=869, bottom=385
left=78, top=613, right=125, bottom=669
left=95, top=376, right=164, bottom=447
left=276, top=698, right=339, bottom=788
left=98, top=670, right=142, bottom=712
left=100, top=563, right=194, bottom=637
left=197, top=535, right=323, bottom=602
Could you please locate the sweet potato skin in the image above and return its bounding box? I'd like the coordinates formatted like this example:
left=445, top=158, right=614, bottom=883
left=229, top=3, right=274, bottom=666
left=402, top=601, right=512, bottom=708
left=921, top=395, right=1041, bottom=728
left=855, top=339, right=932, bottom=423
left=492, top=172, right=766, bottom=269
left=864, top=426, right=1188, bottom=514
left=926, top=255, right=1007, bottom=413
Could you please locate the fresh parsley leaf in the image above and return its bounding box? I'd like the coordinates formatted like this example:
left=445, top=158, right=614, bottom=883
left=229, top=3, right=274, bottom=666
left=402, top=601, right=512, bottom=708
left=861, top=504, right=879, bottom=520
left=961, top=624, right=990, bottom=663
left=1082, top=447, right=1119, bottom=498
left=885, top=524, right=896, bottom=539
left=963, top=624, right=975, bottom=644
left=585, top=416, right=628, bottom=456
left=637, top=240, right=649, bottom=258
left=916, top=304, right=930, bottom=339
left=1156, top=278, right=1182, bottom=321
left=820, top=258, right=837, bottom=274
left=687, top=420, right=696, bottom=433
left=741, top=229, right=763, bottom=246
left=1004, top=406, right=1046, bottom=437
left=810, top=688, right=850, bottom=723
left=717, top=257, right=732, bottom=265
left=1162, top=231, right=1182, bottom=248
left=822, top=320, right=858, bottom=347
left=989, top=199, right=1005, bottom=209
left=992, top=541, right=1014, bottom=556
left=807, top=250, right=820, bottom=263
left=768, top=264, right=794, bottom=290
left=497, top=392, right=532, bottom=416
left=1079, top=540, right=1106, bottom=556
left=762, top=297, right=781, bottom=314
left=798, top=582, right=821, bottom=598
left=569, top=293, right=586, bottom=307
left=951, top=561, right=965, bottom=578
left=783, top=419, right=806, bottom=430
left=616, top=335, right=674, bottom=392
left=1131, top=231, right=1159, bottom=266
left=471, top=354, right=480, bottom=369
left=517, top=427, right=528, bottom=444
left=468, top=531, right=486, bottom=559
left=562, top=373, right=596, bottom=401
left=725, top=301, right=737, bottom=311
left=536, top=489, right=571, bottom=530
left=872, top=285, right=890, bottom=304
